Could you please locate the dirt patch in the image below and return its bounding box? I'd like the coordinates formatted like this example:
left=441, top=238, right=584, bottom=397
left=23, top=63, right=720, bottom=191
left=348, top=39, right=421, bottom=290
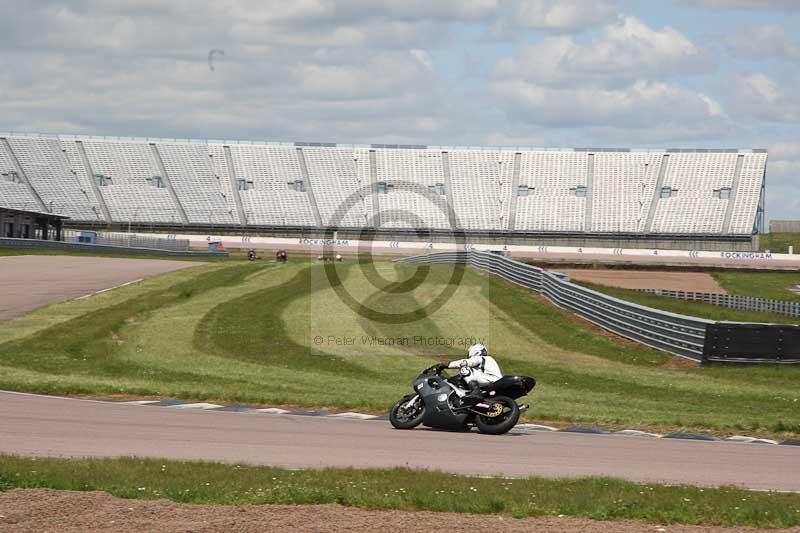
left=0, top=255, right=202, bottom=320
left=560, top=269, right=726, bottom=294
left=0, top=489, right=779, bottom=533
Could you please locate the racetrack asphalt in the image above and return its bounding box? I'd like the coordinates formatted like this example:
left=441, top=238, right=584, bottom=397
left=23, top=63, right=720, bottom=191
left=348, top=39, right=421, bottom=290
left=0, top=255, right=202, bottom=320
left=1, top=392, right=797, bottom=492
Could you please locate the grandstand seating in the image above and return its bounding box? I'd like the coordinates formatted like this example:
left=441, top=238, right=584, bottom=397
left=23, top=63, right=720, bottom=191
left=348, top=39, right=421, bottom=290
left=0, top=134, right=767, bottom=235
left=370, top=148, right=449, bottom=229
left=157, top=142, right=237, bottom=225
left=0, top=141, right=41, bottom=212
left=729, top=151, right=768, bottom=235
left=515, top=151, right=587, bottom=232
left=592, top=152, right=663, bottom=233
left=228, top=144, right=315, bottom=226
left=79, top=140, right=182, bottom=223
left=447, top=150, right=513, bottom=231
left=304, top=146, right=367, bottom=227
left=7, top=138, right=100, bottom=220
left=650, top=152, right=739, bottom=234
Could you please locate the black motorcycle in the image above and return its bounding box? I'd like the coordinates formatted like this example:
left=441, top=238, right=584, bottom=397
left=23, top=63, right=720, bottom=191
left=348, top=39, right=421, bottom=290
left=389, top=364, right=535, bottom=435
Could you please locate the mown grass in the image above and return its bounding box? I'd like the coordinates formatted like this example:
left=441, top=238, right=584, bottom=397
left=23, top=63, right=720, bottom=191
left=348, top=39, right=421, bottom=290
left=713, top=271, right=800, bottom=302
left=1, top=260, right=799, bottom=436
left=1, top=456, right=799, bottom=528
left=574, top=280, right=799, bottom=324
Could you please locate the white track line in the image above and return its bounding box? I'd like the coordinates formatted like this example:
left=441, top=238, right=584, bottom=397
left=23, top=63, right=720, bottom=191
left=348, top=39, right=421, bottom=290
left=167, top=403, right=223, bottom=410
left=74, top=278, right=143, bottom=300
left=256, top=407, right=291, bottom=414
left=328, top=412, right=379, bottom=420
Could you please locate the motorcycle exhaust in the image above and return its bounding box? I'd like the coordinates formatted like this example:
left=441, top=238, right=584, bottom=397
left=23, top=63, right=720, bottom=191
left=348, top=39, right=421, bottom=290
left=518, top=404, right=529, bottom=413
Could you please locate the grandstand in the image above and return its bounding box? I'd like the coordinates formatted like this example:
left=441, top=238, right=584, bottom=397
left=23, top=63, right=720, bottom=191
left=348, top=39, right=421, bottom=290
left=0, top=134, right=767, bottom=250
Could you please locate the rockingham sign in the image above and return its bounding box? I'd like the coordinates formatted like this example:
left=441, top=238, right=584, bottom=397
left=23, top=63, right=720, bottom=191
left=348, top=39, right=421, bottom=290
left=140, top=232, right=797, bottom=263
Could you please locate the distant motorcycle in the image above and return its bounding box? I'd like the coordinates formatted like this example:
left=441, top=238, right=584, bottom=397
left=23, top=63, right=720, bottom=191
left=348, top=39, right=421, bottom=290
left=389, top=364, right=535, bottom=435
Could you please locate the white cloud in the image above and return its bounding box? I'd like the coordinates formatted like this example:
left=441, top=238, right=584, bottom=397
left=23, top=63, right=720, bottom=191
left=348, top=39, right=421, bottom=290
left=1, top=0, right=795, bottom=162
left=494, top=16, right=712, bottom=87
left=0, top=0, right=626, bottom=143
left=678, top=0, right=800, bottom=9
left=492, top=0, right=618, bottom=34
left=0, top=1, right=477, bottom=142
left=731, top=73, right=800, bottom=122
left=723, top=24, right=800, bottom=60
left=769, top=142, right=800, bottom=161
left=757, top=139, right=800, bottom=222
left=409, top=49, right=435, bottom=72
left=489, top=16, right=724, bottom=136
left=491, top=79, right=728, bottom=130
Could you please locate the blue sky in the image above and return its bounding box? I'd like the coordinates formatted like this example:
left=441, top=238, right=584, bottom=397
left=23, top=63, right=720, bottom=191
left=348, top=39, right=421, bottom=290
left=1, top=0, right=798, bottom=222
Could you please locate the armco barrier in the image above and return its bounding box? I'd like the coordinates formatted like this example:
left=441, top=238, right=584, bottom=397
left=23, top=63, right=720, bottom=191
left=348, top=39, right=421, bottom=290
left=703, top=323, right=800, bottom=364
left=398, top=250, right=715, bottom=362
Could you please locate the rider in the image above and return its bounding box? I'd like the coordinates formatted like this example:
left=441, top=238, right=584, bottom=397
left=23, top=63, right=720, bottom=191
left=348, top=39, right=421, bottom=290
left=439, top=344, right=502, bottom=399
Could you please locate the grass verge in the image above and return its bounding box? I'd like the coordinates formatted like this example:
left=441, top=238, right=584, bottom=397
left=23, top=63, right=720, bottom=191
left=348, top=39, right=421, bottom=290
left=1, top=455, right=799, bottom=528
left=713, top=271, right=800, bottom=303
left=574, top=280, right=798, bottom=324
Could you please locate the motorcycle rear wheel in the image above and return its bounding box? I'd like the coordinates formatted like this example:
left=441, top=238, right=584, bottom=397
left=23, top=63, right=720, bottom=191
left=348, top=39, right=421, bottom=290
left=389, top=396, right=425, bottom=429
left=475, top=396, right=520, bottom=435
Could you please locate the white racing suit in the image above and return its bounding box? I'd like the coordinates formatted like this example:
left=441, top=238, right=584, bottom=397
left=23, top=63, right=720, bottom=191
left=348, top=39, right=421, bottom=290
left=447, top=355, right=502, bottom=388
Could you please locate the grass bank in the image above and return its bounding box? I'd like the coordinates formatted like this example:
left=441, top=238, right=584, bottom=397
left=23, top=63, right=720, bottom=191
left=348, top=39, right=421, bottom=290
left=1, top=260, right=799, bottom=437
left=575, top=280, right=799, bottom=324
left=713, top=271, right=800, bottom=302
left=1, top=456, right=798, bottom=528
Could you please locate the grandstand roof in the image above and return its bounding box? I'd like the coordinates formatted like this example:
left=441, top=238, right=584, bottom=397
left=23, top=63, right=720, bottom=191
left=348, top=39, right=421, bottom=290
left=0, top=131, right=767, bottom=154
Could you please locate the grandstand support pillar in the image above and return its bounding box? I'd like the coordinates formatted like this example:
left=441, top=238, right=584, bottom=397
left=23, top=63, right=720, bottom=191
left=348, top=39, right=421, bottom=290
left=440, top=152, right=458, bottom=229
left=295, top=148, right=323, bottom=228
left=585, top=153, right=594, bottom=232
left=644, top=154, right=669, bottom=233
left=756, top=164, right=766, bottom=234
left=75, top=141, right=112, bottom=223
left=368, top=149, right=381, bottom=227
left=0, top=137, right=48, bottom=213
left=506, top=152, right=522, bottom=231
left=722, top=154, right=744, bottom=234
left=150, top=143, right=189, bottom=225
left=222, top=145, right=247, bottom=225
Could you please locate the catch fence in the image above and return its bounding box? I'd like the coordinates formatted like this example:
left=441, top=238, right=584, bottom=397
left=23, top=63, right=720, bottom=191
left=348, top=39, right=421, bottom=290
left=62, top=230, right=190, bottom=252
left=640, top=288, right=800, bottom=319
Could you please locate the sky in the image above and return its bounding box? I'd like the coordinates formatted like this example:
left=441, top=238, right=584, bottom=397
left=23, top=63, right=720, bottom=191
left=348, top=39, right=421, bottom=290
left=1, top=0, right=798, bottom=223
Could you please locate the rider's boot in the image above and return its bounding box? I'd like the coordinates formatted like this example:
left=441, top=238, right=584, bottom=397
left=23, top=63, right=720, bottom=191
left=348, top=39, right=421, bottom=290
left=461, top=382, right=484, bottom=403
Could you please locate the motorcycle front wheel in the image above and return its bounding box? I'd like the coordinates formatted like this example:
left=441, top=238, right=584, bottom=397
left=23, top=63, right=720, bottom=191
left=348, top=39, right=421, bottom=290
left=474, top=395, right=520, bottom=435
left=389, top=396, right=425, bottom=429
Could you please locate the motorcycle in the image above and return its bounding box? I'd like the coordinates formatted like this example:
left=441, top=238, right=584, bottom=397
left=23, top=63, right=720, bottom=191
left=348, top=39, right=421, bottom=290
left=389, top=364, right=535, bottom=435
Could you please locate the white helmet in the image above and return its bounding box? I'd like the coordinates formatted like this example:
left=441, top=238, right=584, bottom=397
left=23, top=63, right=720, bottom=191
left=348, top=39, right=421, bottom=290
left=468, top=344, right=487, bottom=358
